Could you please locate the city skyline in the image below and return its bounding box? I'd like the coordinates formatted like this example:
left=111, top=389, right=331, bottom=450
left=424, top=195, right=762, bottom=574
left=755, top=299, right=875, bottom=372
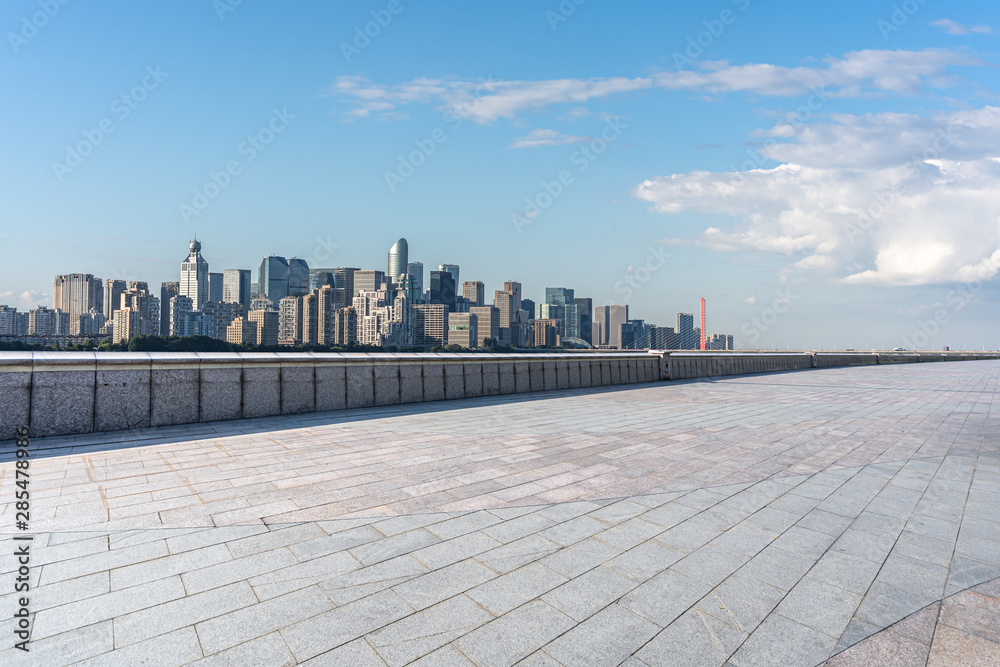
left=2, top=1, right=998, bottom=350
left=3, top=236, right=739, bottom=351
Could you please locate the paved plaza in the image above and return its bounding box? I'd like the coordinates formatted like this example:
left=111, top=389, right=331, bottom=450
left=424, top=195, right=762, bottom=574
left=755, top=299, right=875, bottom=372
left=1, top=361, right=998, bottom=665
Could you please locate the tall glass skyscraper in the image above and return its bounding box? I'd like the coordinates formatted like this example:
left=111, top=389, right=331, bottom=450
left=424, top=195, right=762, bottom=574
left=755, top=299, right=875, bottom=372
left=439, top=264, right=460, bottom=289
left=388, top=238, right=408, bottom=279
left=406, top=262, right=424, bottom=294
left=287, top=258, right=310, bottom=296
left=259, top=255, right=289, bottom=304
left=180, top=240, right=210, bottom=309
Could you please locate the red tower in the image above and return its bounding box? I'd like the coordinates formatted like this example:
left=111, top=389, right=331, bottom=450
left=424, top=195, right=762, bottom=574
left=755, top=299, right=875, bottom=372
left=700, top=298, right=706, bottom=351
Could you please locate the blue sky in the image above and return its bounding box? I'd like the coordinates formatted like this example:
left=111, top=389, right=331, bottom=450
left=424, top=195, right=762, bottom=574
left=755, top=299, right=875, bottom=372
left=2, top=0, right=999, bottom=349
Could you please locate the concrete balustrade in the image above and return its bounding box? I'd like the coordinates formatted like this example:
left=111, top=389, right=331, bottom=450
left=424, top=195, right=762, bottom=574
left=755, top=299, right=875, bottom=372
left=2, top=350, right=997, bottom=442
left=0, top=351, right=662, bottom=441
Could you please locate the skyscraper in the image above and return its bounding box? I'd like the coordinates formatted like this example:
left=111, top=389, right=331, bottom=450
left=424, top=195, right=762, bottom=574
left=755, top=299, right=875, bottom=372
left=0, top=305, right=17, bottom=335
left=574, top=297, right=593, bottom=344
left=439, top=264, right=460, bottom=289
left=447, top=313, right=477, bottom=349
left=209, top=273, right=223, bottom=302
left=160, top=282, right=179, bottom=335
left=259, top=255, right=289, bottom=304
left=503, top=281, right=522, bottom=312
left=308, top=268, right=336, bottom=292
left=353, top=270, right=386, bottom=297
left=463, top=281, right=485, bottom=307
left=180, top=240, right=210, bottom=309
left=388, top=238, right=408, bottom=279
left=406, top=262, right=424, bottom=295
left=287, top=258, right=310, bottom=297
left=676, top=313, right=695, bottom=350
left=430, top=271, right=456, bottom=312
left=223, top=269, right=251, bottom=308
left=103, top=279, right=126, bottom=320
left=335, top=267, right=359, bottom=299
left=595, top=304, right=629, bottom=348
left=470, top=306, right=499, bottom=347
left=53, top=273, right=102, bottom=334
left=412, top=304, right=447, bottom=347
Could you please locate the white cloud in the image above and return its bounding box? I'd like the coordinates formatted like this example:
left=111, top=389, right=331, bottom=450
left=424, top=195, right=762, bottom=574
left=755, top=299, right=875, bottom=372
left=0, top=291, right=47, bottom=311
left=744, top=296, right=757, bottom=304
left=509, top=128, right=592, bottom=149
left=634, top=107, right=1000, bottom=286
left=328, top=49, right=982, bottom=123
left=931, top=18, right=994, bottom=36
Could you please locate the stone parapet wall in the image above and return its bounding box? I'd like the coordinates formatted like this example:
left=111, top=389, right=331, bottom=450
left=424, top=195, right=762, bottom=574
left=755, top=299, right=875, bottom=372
left=2, top=350, right=997, bottom=441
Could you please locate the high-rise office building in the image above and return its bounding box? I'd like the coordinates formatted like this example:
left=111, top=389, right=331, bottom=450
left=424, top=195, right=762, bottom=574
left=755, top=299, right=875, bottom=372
left=223, top=269, right=251, bottom=308
left=406, top=262, right=424, bottom=295
left=259, top=255, right=289, bottom=304
left=595, top=304, right=629, bottom=348
left=388, top=238, right=408, bottom=279
left=563, top=302, right=581, bottom=340
left=463, top=281, right=485, bottom=307
left=336, top=267, right=359, bottom=299
left=676, top=313, right=695, bottom=350
left=160, top=282, right=179, bottom=335
left=503, top=281, right=522, bottom=312
left=412, top=304, right=448, bottom=347
left=470, top=306, right=499, bottom=347
left=209, top=273, right=224, bottom=302
left=439, top=264, right=460, bottom=290
left=430, top=271, right=456, bottom=312
left=309, top=269, right=336, bottom=292
left=353, top=270, right=386, bottom=298
left=103, top=279, right=126, bottom=320
left=494, top=289, right=515, bottom=346
left=53, top=274, right=102, bottom=333
left=650, top=325, right=677, bottom=349
left=287, top=258, right=310, bottom=297
left=397, top=274, right=421, bottom=306
left=447, top=313, right=477, bottom=349
left=532, top=319, right=560, bottom=347
left=574, top=297, right=593, bottom=344
left=180, top=240, right=210, bottom=309
left=544, top=287, right=574, bottom=308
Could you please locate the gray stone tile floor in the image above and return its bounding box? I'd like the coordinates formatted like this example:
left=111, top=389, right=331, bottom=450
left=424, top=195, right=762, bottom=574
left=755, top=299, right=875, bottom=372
left=1, top=361, right=998, bottom=665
